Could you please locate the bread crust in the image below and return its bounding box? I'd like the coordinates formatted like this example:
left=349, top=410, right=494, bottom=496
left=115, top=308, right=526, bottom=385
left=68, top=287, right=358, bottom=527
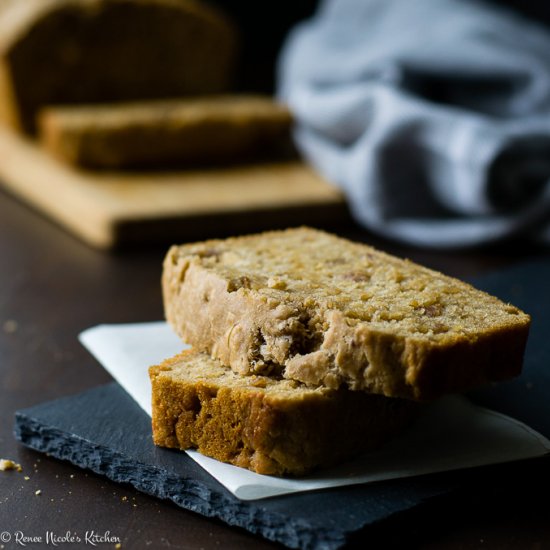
left=163, top=228, right=531, bottom=401
left=149, top=350, right=418, bottom=476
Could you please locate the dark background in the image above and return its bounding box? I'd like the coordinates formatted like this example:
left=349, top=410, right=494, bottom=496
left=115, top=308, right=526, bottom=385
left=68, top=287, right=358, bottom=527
left=219, top=1, right=550, bottom=94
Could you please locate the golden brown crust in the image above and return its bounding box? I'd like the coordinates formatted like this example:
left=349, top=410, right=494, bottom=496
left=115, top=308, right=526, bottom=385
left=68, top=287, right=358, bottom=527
left=162, top=227, right=531, bottom=401
left=38, top=96, right=292, bottom=169
left=149, top=350, right=418, bottom=476
left=0, top=0, right=237, bottom=133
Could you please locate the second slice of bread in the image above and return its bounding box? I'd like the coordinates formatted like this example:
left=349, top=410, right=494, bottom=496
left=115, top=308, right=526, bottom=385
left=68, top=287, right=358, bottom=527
left=149, top=349, right=417, bottom=476
left=163, top=227, right=530, bottom=401
left=38, top=96, right=292, bottom=169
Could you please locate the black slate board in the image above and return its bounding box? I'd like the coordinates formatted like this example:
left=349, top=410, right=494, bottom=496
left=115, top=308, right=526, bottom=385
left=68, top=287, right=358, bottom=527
left=13, top=259, right=550, bottom=549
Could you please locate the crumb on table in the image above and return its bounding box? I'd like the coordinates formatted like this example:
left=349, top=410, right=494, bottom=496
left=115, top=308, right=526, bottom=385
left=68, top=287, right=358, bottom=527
left=0, top=458, right=22, bottom=472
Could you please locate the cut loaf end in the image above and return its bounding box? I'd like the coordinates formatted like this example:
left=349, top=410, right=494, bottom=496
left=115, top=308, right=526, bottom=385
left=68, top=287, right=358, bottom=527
left=163, top=227, right=530, bottom=401
left=0, top=0, right=237, bottom=133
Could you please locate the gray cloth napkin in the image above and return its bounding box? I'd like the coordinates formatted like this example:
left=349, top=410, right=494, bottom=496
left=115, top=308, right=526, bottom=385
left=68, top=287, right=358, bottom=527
left=278, top=0, right=550, bottom=248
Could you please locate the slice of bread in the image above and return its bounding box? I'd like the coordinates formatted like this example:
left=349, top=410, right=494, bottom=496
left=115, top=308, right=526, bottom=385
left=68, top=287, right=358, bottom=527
left=149, top=349, right=418, bottom=476
left=0, top=0, right=236, bottom=133
left=38, top=96, right=292, bottom=169
left=163, top=227, right=531, bottom=401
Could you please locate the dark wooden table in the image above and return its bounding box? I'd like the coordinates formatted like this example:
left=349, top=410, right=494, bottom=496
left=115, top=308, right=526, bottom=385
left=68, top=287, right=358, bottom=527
left=1, top=186, right=549, bottom=549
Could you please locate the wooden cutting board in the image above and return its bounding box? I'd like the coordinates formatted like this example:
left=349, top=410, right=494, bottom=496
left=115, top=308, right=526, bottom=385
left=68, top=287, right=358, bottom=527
left=0, top=125, right=347, bottom=249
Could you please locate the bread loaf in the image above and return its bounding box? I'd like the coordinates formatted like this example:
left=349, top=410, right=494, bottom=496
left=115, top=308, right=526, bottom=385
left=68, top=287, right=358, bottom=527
left=163, top=227, right=531, bottom=401
left=0, top=0, right=237, bottom=133
left=149, top=349, right=418, bottom=476
left=38, top=96, right=292, bottom=169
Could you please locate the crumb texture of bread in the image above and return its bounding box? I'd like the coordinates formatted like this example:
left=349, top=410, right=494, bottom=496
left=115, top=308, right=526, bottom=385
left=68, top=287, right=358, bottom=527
left=0, top=0, right=237, bottom=133
left=38, top=96, right=292, bottom=169
left=163, top=227, right=531, bottom=401
left=149, top=350, right=417, bottom=476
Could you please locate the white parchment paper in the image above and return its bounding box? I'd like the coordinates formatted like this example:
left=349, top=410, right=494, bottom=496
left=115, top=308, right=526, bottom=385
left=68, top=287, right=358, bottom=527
left=80, top=322, right=550, bottom=500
